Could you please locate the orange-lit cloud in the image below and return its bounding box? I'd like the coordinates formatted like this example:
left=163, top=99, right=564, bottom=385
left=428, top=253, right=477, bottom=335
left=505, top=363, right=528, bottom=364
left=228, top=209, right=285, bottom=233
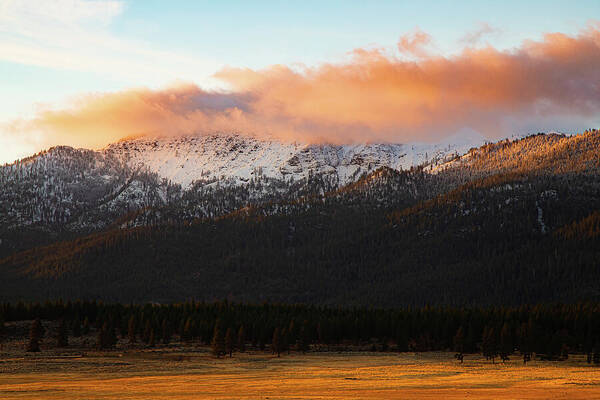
left=397, top=28, right=433, bottom=58
left=7, top=25, right=600, bottom=152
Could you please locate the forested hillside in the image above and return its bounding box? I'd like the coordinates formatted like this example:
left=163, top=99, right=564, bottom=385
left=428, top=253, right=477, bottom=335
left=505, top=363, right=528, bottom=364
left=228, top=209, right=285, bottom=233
left=0, top=131, right=598, bottom=305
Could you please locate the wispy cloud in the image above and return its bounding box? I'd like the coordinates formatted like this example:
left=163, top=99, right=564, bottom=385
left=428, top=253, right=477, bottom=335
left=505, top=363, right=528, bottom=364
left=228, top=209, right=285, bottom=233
left=0, top=0, right=220, bottom=85
left=0, top=0, right=124, bottom=25
left=4, top=24, right=600, bottom=161
left=459, top=22, right=501, bottom=46
left=397, top=28, right=433, bottom=58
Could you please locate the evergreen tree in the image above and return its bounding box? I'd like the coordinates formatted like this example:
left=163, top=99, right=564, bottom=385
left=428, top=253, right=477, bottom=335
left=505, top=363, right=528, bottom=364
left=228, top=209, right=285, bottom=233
left=211, top=320, right=225, bottom=358
left=225, top=327, right=235, bottom=357
left=107, top=323, right=118, bottom=348
left=26, top=318, right=43, bottom=352
left=395, top=323, right=409, bottom=352
left=56, top=319, right=68, bottom=347
left=118, top=316, right=128, bottom=339
left=143, top=320, right=152, bottom=344
left=287, top=320, right=296, bottom=348
left=97, top=322, right=117, bottom=350
left=499, top=323, right=512, bottom=362
left=182, top=317, right=193, bottom=342
left=237, top=325, right=246, bottom=353
left=482, top=326, right=498, bottom=364
left=465, top=323, right=478, bottom=353
left=593, top=342, right=600, bottom=365
left=96, top=327, right=105, bottom=350
left=71, top=317, right=82, bottom=338
left=128, top=315, right=136, bottom=344
left=82, top=317, right=90, bottom=335
left=272, top=327, right=281, bottom=357
left=453, top=326, right=465, bottom=363
left=281, top=328, right=290, bottom=355
left=148, top=329, right=156, bottom=348
left=585, top=326, right=594, bottom=364
left=519, top=322, right=532, bottom=365
left=162, top=319, right=172, bottom=345
left=546, top=332, right=562, bottom=361
left=297, top=325, right=309, bottom=353
left=0, top=313, right=4, bottom=349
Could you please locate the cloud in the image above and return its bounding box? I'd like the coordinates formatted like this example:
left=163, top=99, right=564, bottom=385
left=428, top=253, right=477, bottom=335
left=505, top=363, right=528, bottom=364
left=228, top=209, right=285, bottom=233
left=0, top=0, right=125, bottom=25
left=4, top=25, right=600, bottom=158
left=5, top=84, right=251, bottom=151
left=0, top=0, right=220, bottom=85
left=397, top=29, right=433, bottom=58
left=460, top=22, right=500, bottom=45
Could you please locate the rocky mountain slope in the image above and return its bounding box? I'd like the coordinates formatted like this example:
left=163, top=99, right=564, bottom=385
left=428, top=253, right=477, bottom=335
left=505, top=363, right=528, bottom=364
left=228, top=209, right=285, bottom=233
left=1, top=130, right=598, bottom=305
left=0, top=132, right=483, bottom=254
left=103, top=132, right=484, bottom=187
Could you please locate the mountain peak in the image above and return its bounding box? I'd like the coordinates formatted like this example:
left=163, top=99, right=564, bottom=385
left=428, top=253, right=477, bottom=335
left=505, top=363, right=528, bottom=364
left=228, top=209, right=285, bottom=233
left=103, top=132, right=484, bottom=188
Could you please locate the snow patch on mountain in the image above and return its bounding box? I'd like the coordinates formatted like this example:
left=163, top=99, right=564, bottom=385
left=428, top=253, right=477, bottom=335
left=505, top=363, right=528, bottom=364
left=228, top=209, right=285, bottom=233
left=104, top=132, right=485, bottom=188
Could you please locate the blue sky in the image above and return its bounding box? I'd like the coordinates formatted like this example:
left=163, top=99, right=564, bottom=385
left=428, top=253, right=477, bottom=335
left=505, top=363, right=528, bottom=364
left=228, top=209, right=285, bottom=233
left=115, top=0, right=595, bottom=64
left=0, top=0, right=598, bottom=162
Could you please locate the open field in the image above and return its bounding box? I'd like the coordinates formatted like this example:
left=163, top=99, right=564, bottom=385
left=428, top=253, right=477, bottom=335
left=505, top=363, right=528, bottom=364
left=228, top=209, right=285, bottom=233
left=1, top=349, right=600, bottom=399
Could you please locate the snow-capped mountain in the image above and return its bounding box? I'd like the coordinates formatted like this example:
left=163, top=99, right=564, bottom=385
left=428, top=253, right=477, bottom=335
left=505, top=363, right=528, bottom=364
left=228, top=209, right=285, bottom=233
left=1, top=129, right=598, bottom=260
left=103, top=132, right=485, bottom=188
left=0, top=131, right=483, bottom=255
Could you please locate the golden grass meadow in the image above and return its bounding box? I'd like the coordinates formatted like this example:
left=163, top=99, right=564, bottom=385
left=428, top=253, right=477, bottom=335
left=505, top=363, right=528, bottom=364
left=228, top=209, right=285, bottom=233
left=2, top=349, right=600, bottom=399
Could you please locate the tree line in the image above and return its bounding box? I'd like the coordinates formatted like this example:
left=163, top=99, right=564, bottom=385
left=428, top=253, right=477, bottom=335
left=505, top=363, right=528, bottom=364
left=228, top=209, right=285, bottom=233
left=2, top=301, right=600, bottom=364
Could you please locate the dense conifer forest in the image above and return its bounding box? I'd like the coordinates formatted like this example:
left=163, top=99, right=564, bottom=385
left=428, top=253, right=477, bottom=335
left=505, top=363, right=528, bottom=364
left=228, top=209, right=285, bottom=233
left=2, top=301, right=600, bottom=364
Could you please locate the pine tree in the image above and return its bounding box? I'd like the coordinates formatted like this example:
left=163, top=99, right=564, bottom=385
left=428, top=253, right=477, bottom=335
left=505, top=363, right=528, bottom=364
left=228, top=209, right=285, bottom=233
left=143, top=320, right=152, bottom=344
left=162, top=319, right=171, bottom=345
left=96, top=327, right=105, bottom=350
left=148, top=329, right=156, bottom=348
left=225, top=327, right=235, bottom=357
left=272, top=327, right=281, bottom=357
left=453, top=326, right=465, bottom=363
left=107, top=323, right=118, bottom=348
left=519, top=322, right=532, bottom=365
left=297, top=325, right=309, bottom=353
left=482, top=326, right=498, bottom=364
left=499, top=323, right=512, bottom=362
left=237, top=325, right=246, bottom=353
left=281, top=328, right=289, bottom=355
left=82, top=317, right=90, bottom=335
left=395, top=324, right=409, bottom=352
left=56, top=319, right=68, bottom=347
left=71, top=318, right=82, bottom=338
left=97, top=322, right=117, bottom=350
left=26, top=318, right=43, bottom=352
left=128, top=315, right=136, bottom=344
left=547, top=332, right=562, bottom=361
left=211, top=320, right=225, bottom=358
left=182, top=317, right=193, bottom=342
left=287, top=320, right=296, bottom=348
left=593, top=341, right=600, bottom=365
left=0, top=313, right=4, bottom=350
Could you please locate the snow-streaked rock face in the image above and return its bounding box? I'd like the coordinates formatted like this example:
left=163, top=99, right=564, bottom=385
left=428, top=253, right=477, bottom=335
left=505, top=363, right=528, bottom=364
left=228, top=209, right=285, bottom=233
left=104, top=133, right=485, bottom=188
left=0, top=145, right=170, bottom=231
left=0, top=131, right=485, bottom=253
left=2, top=130, right=595, bottom=259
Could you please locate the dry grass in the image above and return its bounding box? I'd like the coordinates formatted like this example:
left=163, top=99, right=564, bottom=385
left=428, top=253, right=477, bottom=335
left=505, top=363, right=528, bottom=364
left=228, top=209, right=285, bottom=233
left=1, top=349, right=600, bottom=399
